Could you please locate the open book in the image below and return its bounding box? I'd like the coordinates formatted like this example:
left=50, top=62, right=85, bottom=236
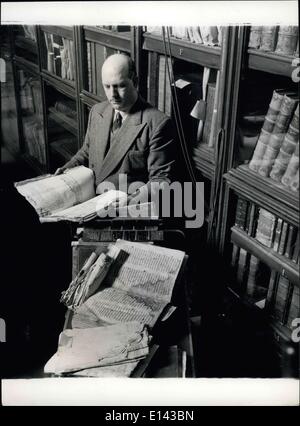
left=15, top=166, right=156, bottom=223
left=71, top=239, right=186, bottom=329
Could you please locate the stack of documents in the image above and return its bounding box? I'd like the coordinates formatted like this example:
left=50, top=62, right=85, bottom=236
left=44, top=321, right=150, bottom=377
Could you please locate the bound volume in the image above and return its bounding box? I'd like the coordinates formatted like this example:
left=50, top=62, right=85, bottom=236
left=14, top=166, right=127, bottom=223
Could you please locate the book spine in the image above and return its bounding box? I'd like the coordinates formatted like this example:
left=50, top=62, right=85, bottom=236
left=248, top=26, right=263, bottom=49
left=259, top=26, right=278, bottom=52
left=249, top=89, right=284, bottom=172
left=255, top=208, right=276, bottom=247
left=158, top=55, right=166, bottom=112
left=47, top=52, right=55, bottom=74
left=208, top=72, right=220, bottom=148
left=272, top=218, right=283, bottom=252
left=277, top=221, right=289, bottom=255
left=190, top=27, right=203, bottom=44
left=289, top=167, right=299, bottom=192
left=246, top=255, right=259, bottom=297
left=265, top=270, right=278, bottom=309
left=294, top=39, right=299, bottom=56
left=236, top=248, right=248, bottom=285
left=285, top=225, right=297, bottom=259
left=235, top=197, right=249, bottom=229
left=291, top=229, right=299, bottom=263
left=286, top=285, right=299, bottom=328
left=200, top=26, right=219, bottom=46
left=231, top=244, right=240, bottom=269
left=281, top=142, right=299, bottom=186
left=275, top=26, right=299, bottom=56
left=269, top=105, right=299, bottom=181
left=203, top=83, right=216, bottom=145
left=258, top=95, right=298, bottom=177
left=273, top=275, right=291, bottom=323
left=164, top=58, right=172, bottom=117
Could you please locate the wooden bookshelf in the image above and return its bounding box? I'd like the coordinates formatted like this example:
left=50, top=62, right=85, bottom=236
left=14, top=36, right=37, bottom=54
left=80, top=91, right=101, bottom=107
left=14, top=56, right=39, bottom=74
left=48, top=107, right=78, bottom=136
left=40, top=25, right=74, bottom=40
left=225, top=165, right=299, bottom=227
left=193, top=145, right=215, bottom=179
left=143, top=33, right=221, bottom=68
left=50, top=138, right=78, bottom=161
left=42, top=70, right=76, bottom=91
left=231, top=226, right=299, bottom=286
left=83, top=26, right=131, bottom=52
left=247, top=49, right=297, bottom=77
left=41, top=71, right=76, bottom=99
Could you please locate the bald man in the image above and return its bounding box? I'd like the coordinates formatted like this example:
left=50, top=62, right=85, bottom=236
left=56, top=54, right=176, bottom=202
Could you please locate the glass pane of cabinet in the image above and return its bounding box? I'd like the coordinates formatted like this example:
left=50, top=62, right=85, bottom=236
left=85, top=41, right=129, bottom=98
left=45, top=84, right=78, bottom=172
left=1, top=27, right=20, bottom=154
left=16, top=66, right=47, bottom=169
left=12, top=25, right=38, bottom=65
left=40, top=27, right=75, bottom=85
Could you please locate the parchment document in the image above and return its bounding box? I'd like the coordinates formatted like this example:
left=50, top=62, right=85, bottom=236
left=73, top=240, right=186, bottom=328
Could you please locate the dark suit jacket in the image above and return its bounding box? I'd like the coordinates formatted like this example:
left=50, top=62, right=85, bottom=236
left=64, top=97, right=176, bottom=190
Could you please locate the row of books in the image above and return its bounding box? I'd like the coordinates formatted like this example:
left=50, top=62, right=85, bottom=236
left=23, top=117, right=47, bottom=166
left=44, top=32, right=75, bottom=81
left=248, top=26, right=299, bottom=57
left=249, top=90, right=299, bottom=193
left=233, top=248, right=299, bottom=330
left=53, top=100, right=77, bottom=119
left=147, top=26, right=222, bottom=46
left=19, top=71, right=43, bottom=118
left=95, top=25, right=131, bottom=32
left=86, top=42, right=121, bottom=96
left=21, top=25, right=36, bottom=41
left=235, top=199, right=299, bottom=263
left=156, top=55, right=219, bottom=146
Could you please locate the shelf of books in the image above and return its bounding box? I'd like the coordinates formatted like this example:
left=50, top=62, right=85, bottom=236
left=143, top=27, right=222, bottom=68
left=82, top=26, right=132, bottom=99
left=45, top=83, right=79, bottom=172
left=142, top=26, right=224, bottom=182
left=229, top=195, right=299, bottom=342
left=15, top=65, right=47, bottom=173
left=39, top=26, right=76, bottom=89
left=247, top=26, right=299, bottom=77
left=1, top=28, right=20, bottom=157
left=12, top=25, right=39, bottom=67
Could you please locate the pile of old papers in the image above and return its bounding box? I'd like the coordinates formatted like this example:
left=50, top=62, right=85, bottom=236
left=45, top=239, right=186, bottom=377
left=44, top=321, right=149, bottom=377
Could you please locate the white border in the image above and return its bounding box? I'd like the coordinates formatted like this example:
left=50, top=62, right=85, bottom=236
left=1, top=1, right=299, bottom=25
left=2, top=378, right=300, bottom=406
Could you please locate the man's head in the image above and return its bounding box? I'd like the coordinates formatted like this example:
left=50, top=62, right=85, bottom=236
left=101, top=54, right=138, bottom=112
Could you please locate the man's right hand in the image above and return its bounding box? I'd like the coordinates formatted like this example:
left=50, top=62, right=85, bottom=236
left=54, top=167, right=69, bottom=176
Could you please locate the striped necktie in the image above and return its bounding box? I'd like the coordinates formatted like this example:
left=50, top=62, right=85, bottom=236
left=112, top=112, right=122, bottom=133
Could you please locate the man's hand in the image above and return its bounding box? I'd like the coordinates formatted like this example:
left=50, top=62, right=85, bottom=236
left=54, top=166, right=69, bottom=176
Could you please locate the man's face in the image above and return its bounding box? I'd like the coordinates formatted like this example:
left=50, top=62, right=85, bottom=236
left=102, top=65, right=138, bottom=112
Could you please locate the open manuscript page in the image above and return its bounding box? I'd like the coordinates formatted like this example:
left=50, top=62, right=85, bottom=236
left=15, top=166, right=127, bottom=222
left=15, top=166, right=95, bottom=217
left=73, top=240, right=186, bottom=328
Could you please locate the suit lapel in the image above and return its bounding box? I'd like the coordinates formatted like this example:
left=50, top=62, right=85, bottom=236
left=94, top=104, right=114, bottom=170
left=97, top=100, right=146, bottom=183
